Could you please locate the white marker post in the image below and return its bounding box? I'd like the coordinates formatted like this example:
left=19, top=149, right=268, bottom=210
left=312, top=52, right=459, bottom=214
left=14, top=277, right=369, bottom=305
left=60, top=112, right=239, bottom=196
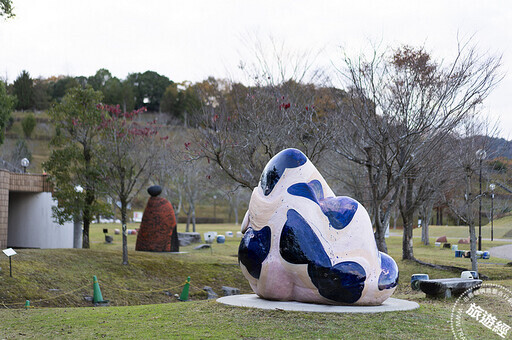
left=2, top=248, right=17, bottom=277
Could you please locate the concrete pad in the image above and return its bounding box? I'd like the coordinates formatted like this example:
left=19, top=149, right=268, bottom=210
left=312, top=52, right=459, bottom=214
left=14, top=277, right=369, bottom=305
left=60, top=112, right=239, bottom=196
left=217, top=294, right=419, bottom=313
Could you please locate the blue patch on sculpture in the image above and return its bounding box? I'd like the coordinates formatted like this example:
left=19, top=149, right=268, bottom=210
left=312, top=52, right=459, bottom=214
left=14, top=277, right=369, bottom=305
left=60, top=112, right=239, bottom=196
left=260, top=149, right=307, bottom=196
left=238, top=226, right=271, bottom=279
left=308, top=180, right=324, bottom=200
left=308, top=261, right=366, bottom=304
left=287, top=182, right=320, bottom=204
left=288, top=181, right=357, bottom=230
left=280, top=209, right=330, bottom=267
left=378, top=252, right=399, bottom=290
left=280, top=209, right=366, bottom=303
left=319, top=197, right=358, bottom=230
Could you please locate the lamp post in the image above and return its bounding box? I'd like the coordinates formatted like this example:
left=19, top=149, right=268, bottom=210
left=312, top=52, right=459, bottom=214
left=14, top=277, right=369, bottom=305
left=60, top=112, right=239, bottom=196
left=489, top=183, right=495, bottom=241
left=213, top=195, right=217, bottom=219
left=74, top=185, right=84, bottom=248
left=476, top=149, right=486, bottom=251
left=20, top=158, right=29, bottom=173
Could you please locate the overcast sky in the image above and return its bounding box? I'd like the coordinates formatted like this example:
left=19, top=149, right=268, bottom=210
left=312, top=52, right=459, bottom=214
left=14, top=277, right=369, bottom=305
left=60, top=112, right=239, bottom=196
left=1, top=0, right=510, bottom=138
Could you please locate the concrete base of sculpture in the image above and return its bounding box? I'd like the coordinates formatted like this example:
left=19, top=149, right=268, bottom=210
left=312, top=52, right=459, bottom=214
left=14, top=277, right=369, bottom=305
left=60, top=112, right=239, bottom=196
left=217, top=294, right=419, bottom=313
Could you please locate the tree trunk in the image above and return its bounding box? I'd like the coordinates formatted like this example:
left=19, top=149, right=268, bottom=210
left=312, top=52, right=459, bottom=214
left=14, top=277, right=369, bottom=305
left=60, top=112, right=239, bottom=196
left=401, top=177, right=415, bottom=260
left=421, top=203, right=433, bottom=245
left=73, top=216, right=82, bottom=248
left=183, top=200, right=191, bottom=232
left=402, top=214, right=415, bottom=260
left=121, top=199, right=129, bottom=265
left=82, top=218, right=90, bottom=249
left=176, top=188, right=182, bottom=214
left=469, top=221, right=478, bottom=272
left=82, top=188, right=95, bottom=248
left=186, top=212, right=191, bottom=232
left=82, top=146, right=94, bottom=249
left=234, top=205, right=239, bottom=225
left=374, top=213, right=388, bottom=253
left=465, top=173, right=478, bottom=272
left=421, top=215, right=429, bottom=245
left=192, top=203, right=196, bottom=232
left=392, top=206, right=397, bottom=230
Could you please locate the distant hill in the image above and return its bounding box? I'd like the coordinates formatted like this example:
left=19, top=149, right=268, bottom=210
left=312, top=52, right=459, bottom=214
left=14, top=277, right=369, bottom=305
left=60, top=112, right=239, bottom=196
left=487, top=136, right=512, bottom=159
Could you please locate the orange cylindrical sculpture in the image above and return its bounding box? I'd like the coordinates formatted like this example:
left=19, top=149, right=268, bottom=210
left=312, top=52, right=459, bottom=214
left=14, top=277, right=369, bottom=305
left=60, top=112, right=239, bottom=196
left=135, top=186, right=179, bottom=252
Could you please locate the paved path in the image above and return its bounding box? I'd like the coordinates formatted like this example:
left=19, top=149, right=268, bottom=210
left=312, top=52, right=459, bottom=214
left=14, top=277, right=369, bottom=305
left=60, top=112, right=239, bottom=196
left=388, top=232, right=512, bottom=261
left=388, top=232, right=512, bottom=243
left=488, top=244, right=512, bottom=261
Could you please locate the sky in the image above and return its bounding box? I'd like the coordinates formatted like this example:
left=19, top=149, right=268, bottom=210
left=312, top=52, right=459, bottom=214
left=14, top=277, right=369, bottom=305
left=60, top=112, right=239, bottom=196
left=1, top=0, right=511, bottom=138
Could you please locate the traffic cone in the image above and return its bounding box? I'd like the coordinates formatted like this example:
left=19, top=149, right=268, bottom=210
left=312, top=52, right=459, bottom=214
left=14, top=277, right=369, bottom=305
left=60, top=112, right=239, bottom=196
left=24, top=300, right=30, bottom=309
left=93, top=275, right=109, bottom=305
left=179, top=276, right=190, bottom=301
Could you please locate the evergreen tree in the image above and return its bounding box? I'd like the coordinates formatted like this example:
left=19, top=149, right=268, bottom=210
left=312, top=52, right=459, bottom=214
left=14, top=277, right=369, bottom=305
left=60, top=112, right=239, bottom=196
left=0, top=81, right=15, bottom=145
left=13, top=70, right=34, bottom=110
left=44, top=86, right=107, bottom=248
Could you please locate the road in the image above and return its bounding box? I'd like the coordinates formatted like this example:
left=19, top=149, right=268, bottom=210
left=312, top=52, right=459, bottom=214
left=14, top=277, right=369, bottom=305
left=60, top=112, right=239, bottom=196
left=488, top=244, right=512, bottom=261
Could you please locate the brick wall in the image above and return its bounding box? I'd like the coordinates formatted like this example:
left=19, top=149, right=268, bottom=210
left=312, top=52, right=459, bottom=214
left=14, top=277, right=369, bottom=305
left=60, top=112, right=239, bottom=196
left=0, top=170, right=51, bottom=248
left=0, top=171, right=10, bottom=249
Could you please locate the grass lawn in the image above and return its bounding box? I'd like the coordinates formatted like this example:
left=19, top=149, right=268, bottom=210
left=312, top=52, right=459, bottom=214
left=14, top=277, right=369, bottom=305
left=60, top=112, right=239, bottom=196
left=0, top=220, right=511, bottom=339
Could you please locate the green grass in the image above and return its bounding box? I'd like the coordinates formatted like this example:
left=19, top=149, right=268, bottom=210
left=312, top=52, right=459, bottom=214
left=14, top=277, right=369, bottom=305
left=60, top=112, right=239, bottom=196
left=0, top=300, right=484, bottom=339
left=0, top=219, right=511, bottom=338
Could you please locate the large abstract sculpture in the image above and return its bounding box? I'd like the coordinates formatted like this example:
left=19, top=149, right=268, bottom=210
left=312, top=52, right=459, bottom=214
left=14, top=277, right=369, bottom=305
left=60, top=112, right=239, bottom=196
left=238, top=149, right=398, bottom=305
left=136, top=185, right=179, bottom=252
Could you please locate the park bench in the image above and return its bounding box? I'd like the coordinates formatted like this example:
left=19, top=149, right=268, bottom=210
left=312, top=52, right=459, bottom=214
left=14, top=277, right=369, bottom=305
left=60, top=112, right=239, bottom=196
left=419, top=278, right=482, bottom=298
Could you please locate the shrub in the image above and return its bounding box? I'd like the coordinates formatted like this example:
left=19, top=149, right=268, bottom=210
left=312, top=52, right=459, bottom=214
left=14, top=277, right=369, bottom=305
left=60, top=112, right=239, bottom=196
left=21, top=112, right=36, bottom=138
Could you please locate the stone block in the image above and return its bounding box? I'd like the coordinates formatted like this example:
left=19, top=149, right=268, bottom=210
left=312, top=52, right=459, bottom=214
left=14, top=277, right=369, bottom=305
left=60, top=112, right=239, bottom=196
left=419, top=278, right=482, bottom=298
left=410, top=274, right=429, bottom=291
left=436, top=235, right=447, bottom=243
left=178, top=232, right=201, bottom=246
left=194, top=244, right=211, bottom=250
left=203, top=286, right=218, bottom=299
left=221, top=286, right=240, bottom=296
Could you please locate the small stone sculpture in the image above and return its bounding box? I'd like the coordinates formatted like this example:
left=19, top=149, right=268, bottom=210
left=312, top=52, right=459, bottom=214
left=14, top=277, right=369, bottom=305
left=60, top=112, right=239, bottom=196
left=238, top=148, right=399, bottom=305
left=135, top=185, right=179, bottom=252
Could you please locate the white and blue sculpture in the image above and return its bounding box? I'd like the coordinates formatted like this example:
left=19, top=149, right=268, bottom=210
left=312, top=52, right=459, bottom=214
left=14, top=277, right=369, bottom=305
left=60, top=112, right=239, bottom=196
left=239, top=148, right=398, bottom=305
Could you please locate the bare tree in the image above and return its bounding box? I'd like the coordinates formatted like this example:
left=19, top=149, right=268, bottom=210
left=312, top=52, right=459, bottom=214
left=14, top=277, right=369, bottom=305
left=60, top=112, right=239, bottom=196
left=335, top=42, right=502, bottom=258
left=444, top=116, right=495, bottom=271
left=194, top=39, right=340, bottom=189
left=181, top=160, right=209, bottom=232
left=95, top=105, right=164, bottom=265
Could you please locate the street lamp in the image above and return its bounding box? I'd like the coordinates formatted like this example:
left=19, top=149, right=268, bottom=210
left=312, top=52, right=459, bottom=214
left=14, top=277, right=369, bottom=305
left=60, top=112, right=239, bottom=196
left=489, top=183, right=496, bottom=241
left=476, top=149, right=487, bottom=251
left=20, top=158, right=29, bottom=173
left=213, top=195, right=217, bottom=219
left=74, top=185, right=84, bottom=248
